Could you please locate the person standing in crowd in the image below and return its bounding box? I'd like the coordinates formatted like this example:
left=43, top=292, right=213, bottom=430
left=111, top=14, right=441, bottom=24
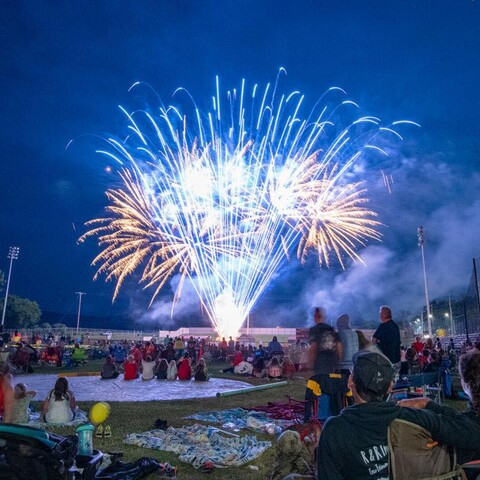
left=173, top=337, right=184, bottom=359
left=336, top=313, right=359, bottom=375
left=228, top=336, right=235, bottom=354
left=308, top=307, right=342, bottom=374
left=372, top=305, right=401, bottom=371
left=268, top=336, right=284, bottom=356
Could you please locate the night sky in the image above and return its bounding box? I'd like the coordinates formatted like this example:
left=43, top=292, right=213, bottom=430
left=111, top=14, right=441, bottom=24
left=1, top=1, right=479, bottom=329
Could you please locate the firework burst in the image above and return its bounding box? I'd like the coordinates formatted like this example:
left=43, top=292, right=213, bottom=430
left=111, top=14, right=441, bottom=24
left=79, top=72, right=416, bottom=338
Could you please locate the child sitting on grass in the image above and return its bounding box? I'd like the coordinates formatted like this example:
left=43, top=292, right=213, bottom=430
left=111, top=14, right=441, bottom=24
left=267, top=357, right=282, bottom=379
left=167, top=359, right=177, bottom=380
left=12, top=382, right=37, bottom=423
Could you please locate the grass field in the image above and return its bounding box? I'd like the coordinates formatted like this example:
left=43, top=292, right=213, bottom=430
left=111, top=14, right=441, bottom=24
left=29, top=359, right=309, bottom=479
left=26, top=359, right=468, bottom=479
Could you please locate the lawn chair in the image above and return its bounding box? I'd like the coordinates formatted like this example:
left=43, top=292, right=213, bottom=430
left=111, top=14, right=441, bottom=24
left=388, top=418, right=466, bottom=480
left=390, top=372, right=442, bottom=404
left=71, top=348, right=89, bottom=367
left=11, top=349, right=33, bottom=374
left=423, top=371, right=443, bottom=404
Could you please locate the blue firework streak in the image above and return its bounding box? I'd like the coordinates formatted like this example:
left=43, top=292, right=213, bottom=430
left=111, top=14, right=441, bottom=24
left=79, top=71, right=418, bottom=338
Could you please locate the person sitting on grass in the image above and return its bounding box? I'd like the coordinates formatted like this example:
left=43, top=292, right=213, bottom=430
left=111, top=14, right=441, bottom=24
left=12, top=382, right=37, bottom=423
left=42, top=377, right=77, bottom=424
left=267, top=357, right=282, bottom=379
left=281, top=356, right=296, bottom=379
left=155, top=358, right=169, bottom=380
left=113, top=345, right=126, bottom=371
left=167, top=359, right=177, bottom=380
left=234, top=357, right=254, bottom=375
left=423, top=350, right=442, bottom=373
left=404, top=347, right=422, bottom=374
left=220, top=350, right=244, bottom=373
left=194, top=358, right=209, bottom=381
left=252, top=357, right=268, bottom=378
left=101, top=355, right=119, bottom=379
left=177, top=356, right=192, bottom=380
left=123, top=354, right=138, bottom=380
left=317, top=350, right=480, bottom=480
left=142, top=355, right=156, bottom=380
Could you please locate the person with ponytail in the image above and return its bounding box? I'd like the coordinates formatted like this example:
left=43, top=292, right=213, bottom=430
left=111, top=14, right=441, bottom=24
left=42, top=377, right=77, bottom=423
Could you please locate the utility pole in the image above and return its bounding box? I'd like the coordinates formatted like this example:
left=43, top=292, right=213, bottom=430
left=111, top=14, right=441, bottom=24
left=448, top=295, right=454, bottom=336
left=1, top=246, right=20, bottom=333
left=417, top=226, right=433, bottom=337
left=473, top=258, right=480, bottom=331
left=75, top=292, right=86, bottom=333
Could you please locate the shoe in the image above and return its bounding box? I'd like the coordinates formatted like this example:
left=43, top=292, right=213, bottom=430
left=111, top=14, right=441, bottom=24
left=95, top=425, right=104, bottom=438
left=154, top=418, right=168, bottom=430
left=158, top=462, right=177, bottom=479
left=103, top=425, right=112, bottom=438
left=201, top=461, right=215, bottom=474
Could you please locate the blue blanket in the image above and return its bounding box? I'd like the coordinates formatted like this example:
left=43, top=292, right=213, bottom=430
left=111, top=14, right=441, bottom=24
left=125, top=423, right=271, bottom=468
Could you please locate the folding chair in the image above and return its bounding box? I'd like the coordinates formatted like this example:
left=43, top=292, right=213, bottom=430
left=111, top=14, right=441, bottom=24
left=390, top=372, right=442, bottom=404
left=423, top=371, right=442, bottom=404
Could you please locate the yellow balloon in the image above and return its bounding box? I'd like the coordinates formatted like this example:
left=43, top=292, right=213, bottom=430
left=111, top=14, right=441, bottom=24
left=89, top=402, right=110, bottom=425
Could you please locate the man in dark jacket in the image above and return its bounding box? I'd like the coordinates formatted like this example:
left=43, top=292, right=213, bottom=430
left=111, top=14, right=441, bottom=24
left=317, top=350, right=480, bottom=480
left=372, top=305, right=401, bottom=367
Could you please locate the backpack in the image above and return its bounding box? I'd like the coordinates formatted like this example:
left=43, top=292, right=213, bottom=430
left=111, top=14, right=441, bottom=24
left=388, top=419, right=467, bottom=480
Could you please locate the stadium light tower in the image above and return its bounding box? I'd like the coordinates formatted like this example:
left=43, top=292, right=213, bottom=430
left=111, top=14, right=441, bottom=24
left=75, top=291, right=86, bottom=333
left=417, top=226, right=433, bottom=337
left=1, top=246, right=20, bottom=333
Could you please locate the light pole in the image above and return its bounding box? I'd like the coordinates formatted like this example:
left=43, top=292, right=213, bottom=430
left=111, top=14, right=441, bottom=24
left=448, top=295, right=454, bottom=336
left=75, top=292, right=86, bottom=333
left=1, top=246, right=20, bottom=333
left=417, top=226, right=433, bottom=337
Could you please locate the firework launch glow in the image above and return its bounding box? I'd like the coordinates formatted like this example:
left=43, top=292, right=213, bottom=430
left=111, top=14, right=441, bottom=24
left=79, top=70, right=418, bottom=338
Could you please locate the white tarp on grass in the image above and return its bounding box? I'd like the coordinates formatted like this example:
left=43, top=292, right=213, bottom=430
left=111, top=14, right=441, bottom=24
left=13, top=374, right=252, bottom=401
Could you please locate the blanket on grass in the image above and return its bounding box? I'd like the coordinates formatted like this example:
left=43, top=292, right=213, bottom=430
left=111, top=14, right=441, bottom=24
left=250, top=400, right=305, bottom=421
left=27, top=409, right=88, bottom=427
left=186, top=407, right=294, bottom=433
left=124, top=423, right=271, bottom=469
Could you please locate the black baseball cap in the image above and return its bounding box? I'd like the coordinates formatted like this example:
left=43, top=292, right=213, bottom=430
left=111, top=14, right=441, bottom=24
left=352, top=350, right=394, bottom=395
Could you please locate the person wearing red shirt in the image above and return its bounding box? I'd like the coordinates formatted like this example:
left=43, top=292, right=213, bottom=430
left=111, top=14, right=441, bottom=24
left=124, top=355, right=138, bottom=380
left=177, top=356, right=192, bottom=380
left=411, top=336, right=425, bottom=354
